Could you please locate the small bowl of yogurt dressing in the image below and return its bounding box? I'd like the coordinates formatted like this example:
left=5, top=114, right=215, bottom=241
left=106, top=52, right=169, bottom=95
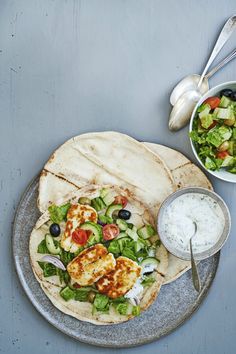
left=157, top=187, right=231, bottom=261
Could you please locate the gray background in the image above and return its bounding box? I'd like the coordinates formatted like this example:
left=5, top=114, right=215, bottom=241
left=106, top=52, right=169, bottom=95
left=0, top=0, right=236, bottom=353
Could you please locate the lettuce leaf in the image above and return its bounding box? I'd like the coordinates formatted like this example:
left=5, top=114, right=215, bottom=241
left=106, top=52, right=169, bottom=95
left=93, top=294, right=109, bottom=312
left=37, top=262, right=57, bottom=277
left=198, top=146, right=215, bottom=159
left=200, top=114, right=213, bottom=129
left=206, top=126, right=232, bottom=147
left=48, top=203, right=71, bottom=223
left=115, top=303, right=129, bottom=315
left=37, top=239, right=48, bottom=254
left=108, top=240, right=120, bottom=255
left=205, top=157, right=223, bottom=171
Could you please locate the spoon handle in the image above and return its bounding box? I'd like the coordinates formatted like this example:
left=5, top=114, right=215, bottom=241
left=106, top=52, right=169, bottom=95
left=190, top=238, right=202, bottom=292
left=205, top=48, right=236, bottom=79
left=198, top=15, right=236, bottom=88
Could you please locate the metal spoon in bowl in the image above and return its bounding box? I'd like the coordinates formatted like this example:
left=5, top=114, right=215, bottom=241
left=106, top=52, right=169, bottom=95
left=169, top=15, right=236, bottom=131
left=170, top=47, right=236, bottom=107
left=190, top=221, right=201, bottom=292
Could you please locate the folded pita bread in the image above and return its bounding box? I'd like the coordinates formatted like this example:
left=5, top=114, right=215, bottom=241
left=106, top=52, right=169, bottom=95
left=38, top=132, right=176, bottom=216
left=30, top=185, right=166, bottom=324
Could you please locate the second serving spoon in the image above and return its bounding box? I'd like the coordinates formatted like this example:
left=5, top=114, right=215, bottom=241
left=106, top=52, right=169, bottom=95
left=169, top=15, right=236, bottom=131
left=170, top=47, right=236, bottom=106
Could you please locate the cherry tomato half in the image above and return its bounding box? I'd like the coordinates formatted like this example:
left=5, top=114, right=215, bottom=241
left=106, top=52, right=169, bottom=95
left=204, top=96, right=220, bottom=109
left=216, top=151, right=229, bottom=159
left=114, top=196, right=128, bottom=208
left=72, top=228, right=88, bottom=245
left=102, top=224, right=120, bottom=241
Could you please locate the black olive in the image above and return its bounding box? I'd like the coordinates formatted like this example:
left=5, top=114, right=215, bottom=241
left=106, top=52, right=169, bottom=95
left=118, top=209, right=131, bottom=220
left=230, top=91, right=236, bottom=101
left=220, top=89, right=233, bottom=97
left=49, top=223, right=61, bottom=237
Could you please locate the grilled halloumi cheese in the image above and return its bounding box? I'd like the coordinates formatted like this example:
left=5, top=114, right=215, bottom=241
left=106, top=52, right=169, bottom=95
left=61, top=204, right=98, bottom=252
left=67, top=244, right=116, bottom=286
left=96, top=256, right=141, bottom=299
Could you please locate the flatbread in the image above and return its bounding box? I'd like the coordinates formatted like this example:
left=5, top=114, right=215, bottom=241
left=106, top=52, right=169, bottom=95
left=38, top=132, right=176, bottom=216
left=30, top=185, right=167, bottom=324
left=37, top=133, right=212, bottom=285
left=143, top=143, right=212, bottom=284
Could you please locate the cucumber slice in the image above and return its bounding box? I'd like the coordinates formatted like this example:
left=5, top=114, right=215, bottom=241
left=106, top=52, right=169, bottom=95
left=117, top=236, right=131, bottom=251
left=100, top=188, right=110, bottom=199
left=134, top=238, right=146, bottom=253
left=126, top=228, right=138, bottom=241
left=132, top=225, right=137, bottom=233
left=105, top=204, right=122, bottom=218
left=116, top=218, right=128, bottom=231
left=100, top=188, right=115, bottom=206
left=98, top=215, right=113, bottom=224
left=137, top=225, right=155, bottom=239
left=45, top=234, right=61, bottom=255
left=140, top=257, right=159, bottom=273
left=219, top=96, right=232, bottom=108
left=102, top=193, right=115, bottom=206
left=91, top=197, right=106, bottom=211
left=80, top=222, right=102, bottom=245
left=116, top=232, right=128, bottom=239
left=60, top=286, right=75, bottom=301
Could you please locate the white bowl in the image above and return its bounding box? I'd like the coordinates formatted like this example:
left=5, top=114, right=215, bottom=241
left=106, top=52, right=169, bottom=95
left=157, top=187, right=231, bottom=261
left=189, top=81, right=236, bottom=183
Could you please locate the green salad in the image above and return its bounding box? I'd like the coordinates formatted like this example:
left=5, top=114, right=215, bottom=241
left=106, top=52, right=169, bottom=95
left=190, top=89, right=236, bottom=174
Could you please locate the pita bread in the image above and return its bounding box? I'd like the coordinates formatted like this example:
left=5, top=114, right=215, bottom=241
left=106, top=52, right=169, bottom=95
left=143, top=143, right=212, bottom=284
left=30, top=185, right=167, bottom=324
left=37, top=133, right=212, bottom=285
left=38, top=132, right=175, bottom=215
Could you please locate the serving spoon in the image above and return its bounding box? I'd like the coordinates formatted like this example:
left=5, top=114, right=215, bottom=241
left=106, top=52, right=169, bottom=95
left=169, top=15, right=236, bottom=131
left=190, top=221, right=201, bottom=293
left=170, top=47, right=236, bottom=106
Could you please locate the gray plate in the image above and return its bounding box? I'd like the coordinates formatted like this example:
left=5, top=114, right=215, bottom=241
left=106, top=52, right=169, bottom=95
left=13, top=176, right=220, bottom=348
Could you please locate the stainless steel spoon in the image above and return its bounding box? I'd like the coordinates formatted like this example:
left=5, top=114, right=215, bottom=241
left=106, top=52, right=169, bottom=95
left=190, top=221, right=201, bottom=293
left=170, top=47, right=236, bottom=106
left=169, top=15, right=236, bottom=131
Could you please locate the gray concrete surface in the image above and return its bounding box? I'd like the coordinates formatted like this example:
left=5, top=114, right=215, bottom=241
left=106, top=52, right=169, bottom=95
left=0, top=0, right=236, bottom=353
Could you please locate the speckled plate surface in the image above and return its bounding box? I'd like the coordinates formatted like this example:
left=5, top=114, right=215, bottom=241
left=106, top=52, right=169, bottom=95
left=13, top=176, right=220, bottom=348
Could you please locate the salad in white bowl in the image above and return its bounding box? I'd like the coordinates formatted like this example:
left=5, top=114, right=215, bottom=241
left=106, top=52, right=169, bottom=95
left=189, top=81, right=236, bottom=183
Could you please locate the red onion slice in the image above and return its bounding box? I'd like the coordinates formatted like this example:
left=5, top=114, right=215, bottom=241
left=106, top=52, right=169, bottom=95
left=40, top=255, right=66, bottom=271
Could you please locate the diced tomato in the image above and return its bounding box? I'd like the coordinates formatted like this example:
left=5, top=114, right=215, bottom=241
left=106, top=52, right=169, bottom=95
left=114, top=196, right=128, bottom=208
left=72, top=228, right=88, bottom=245
left=204, top=96, right=220, bottom=109
left=216, top=151, right=229, bottom=159
left=102, top=224, right=120, bottom=241
left=208, top=120, right=217, bottom=130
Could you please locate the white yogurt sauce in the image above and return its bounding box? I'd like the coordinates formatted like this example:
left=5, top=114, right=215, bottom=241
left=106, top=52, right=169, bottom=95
left=162, top=193, right=225, bottom=253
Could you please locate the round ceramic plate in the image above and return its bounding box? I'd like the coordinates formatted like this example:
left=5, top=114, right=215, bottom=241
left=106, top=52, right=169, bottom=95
left=13, top=176, right=220, bottom=348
